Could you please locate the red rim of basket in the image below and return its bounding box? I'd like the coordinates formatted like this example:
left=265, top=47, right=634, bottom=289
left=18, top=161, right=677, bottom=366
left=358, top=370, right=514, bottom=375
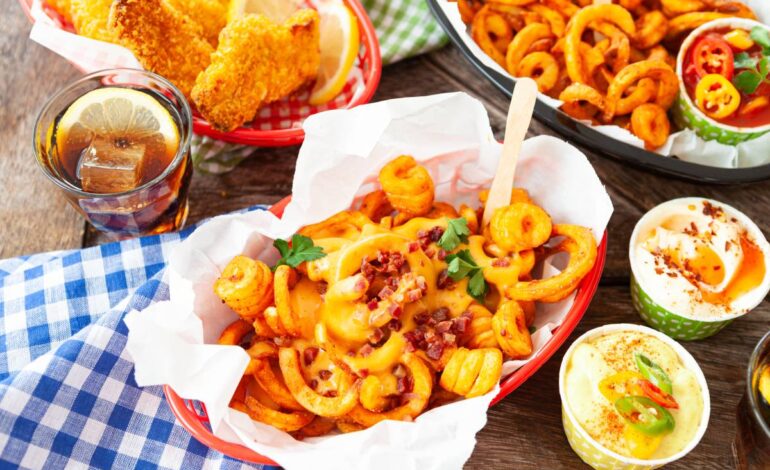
left=17, top=0, right=383, bottom=148
left=163, top=196, right=608, bottom=465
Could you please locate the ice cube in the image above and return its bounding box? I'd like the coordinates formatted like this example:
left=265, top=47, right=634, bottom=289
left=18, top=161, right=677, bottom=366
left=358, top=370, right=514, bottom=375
left=78, top=137, right=146, bottom=194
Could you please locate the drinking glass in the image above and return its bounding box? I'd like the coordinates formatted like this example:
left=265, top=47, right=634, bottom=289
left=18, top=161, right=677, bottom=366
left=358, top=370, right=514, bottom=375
left=33, top=68, right=193, bottom=238
left=735, top=330, right=770, bottom=469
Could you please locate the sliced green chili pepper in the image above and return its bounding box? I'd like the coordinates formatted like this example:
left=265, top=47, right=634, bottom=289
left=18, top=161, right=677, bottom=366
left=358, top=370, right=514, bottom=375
left=615, top=396, right=675, bottom=436
left=635, top=353, right=673, bottom=395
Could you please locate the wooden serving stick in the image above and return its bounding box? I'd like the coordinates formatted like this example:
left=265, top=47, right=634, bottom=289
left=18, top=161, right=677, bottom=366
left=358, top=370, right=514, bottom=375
left=481, top=77, right=538, bottom=228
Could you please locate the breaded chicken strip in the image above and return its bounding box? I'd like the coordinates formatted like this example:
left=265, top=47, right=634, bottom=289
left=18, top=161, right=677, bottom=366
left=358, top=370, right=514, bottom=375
left=109, top=0, right=214, bottom=97
left=71, top=0, right=116, bottom=42
left=191, top=9, right=321, bottom=132
left=167, top=0, right=227, bottom=46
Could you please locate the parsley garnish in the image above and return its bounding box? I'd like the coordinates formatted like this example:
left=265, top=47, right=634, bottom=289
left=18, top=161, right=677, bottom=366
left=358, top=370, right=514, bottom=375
left=445, top=249, right=488, bottom=302
left=750, top=26, right=770, bottom=53
left=437, top=217, right=471, bottom=251
left=733, top=28, right=770, bottom=94
left=273, top=234, right=325, bottom=270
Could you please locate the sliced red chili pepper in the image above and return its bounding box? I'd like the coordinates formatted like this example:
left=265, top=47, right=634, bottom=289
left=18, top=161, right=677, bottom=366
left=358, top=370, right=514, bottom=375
left=691, top=35, right=735, bottom=80
left=640, top=379, right=679, bottom=409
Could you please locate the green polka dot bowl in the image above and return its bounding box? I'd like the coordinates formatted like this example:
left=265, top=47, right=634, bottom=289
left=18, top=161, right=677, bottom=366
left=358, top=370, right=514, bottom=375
left=674, top=18, right=770, bottom=146
left=630, top=198, right=770, bottom=341
left=559, top=324, right=711, bottom=470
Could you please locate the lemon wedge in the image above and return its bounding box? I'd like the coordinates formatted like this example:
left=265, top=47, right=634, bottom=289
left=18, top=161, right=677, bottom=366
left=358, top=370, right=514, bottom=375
left=308, top=1, right=359, bottom=106
left=56, top=87, right=179, bottom=159
left=227, top=0, right=303, bottom=23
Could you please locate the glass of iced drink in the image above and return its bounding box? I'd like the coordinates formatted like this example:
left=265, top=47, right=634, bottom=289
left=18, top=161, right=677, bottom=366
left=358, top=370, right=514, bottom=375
left=33, top=69, right=193, bottom=238
left=735, top=330, right=770, bottom=469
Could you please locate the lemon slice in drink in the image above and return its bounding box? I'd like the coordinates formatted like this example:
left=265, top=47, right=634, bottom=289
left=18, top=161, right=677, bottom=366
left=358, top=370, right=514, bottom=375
left=308, top=2, right=359, bottom=106
left=227, top=0, right=302, bottom=23
left=56, top=87, right=179, bottom=163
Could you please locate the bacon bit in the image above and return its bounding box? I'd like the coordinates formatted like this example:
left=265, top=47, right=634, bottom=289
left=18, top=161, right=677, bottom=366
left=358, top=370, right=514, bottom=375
left=368, top=327, right=385, bottom=344
left=437, top=249, right=447, bottom=261
left=388, top=319, right=402, bottom=331
left=416, top=276, right=428, bottom=292
left=386, top=276, right=399, bottom=290
left=346, top=351, right=355, bottom=357
left=318, top=369, right=332, bottom=380
left=388, top=303, right=402, bottom=319
left=443, top=333, right=456, bottom=344
left=414, top=313, right=430, bottom=325
left=436, top=320, right=453, bottom=333
left=454, top=312, right=471, bottom=334
left=408, top=242, right=419, bottom=253
left=322, top=390, right=338, bottom=398
left=378, top=286, right=395, bottom=299
left=397, top=375, right=414, bottom=394
left=426, top=342, right=444, bottom=360
left=437, top=270, right=455, bottom=290
left=359, top=344, right=374, bottom=357
left=432, top=307, right=449, bottom=323
left=424, top=330, right=437, bottom=341
left=358, top=369, right=370, bottom=378
left=310, top=379, right=318, bottom=389
left=428, top=226, right=445, bottom=242
left=405, top=341, right=417, bottom=353
left=491, top=258, right=511, bottom=267
left=392, top=364, right=407, bottom=378
left=406, top=288, right=423, bottom=302
left=500, top=329, right=508, bottom=337
left=303, top=347, right=320, bottom=366
left=274, top=337, right=289, bottom=346
left=367, top=299, right=378, bottom=310
left=424, top=248, right=436, bottom=258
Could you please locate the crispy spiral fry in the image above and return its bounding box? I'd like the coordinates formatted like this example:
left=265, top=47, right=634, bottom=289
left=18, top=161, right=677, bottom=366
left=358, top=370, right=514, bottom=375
left=214, top=256, right=274, bottom=319
left=489, top=202, right=553, bottom=253
left=631, top=103, right=671, bottom=150
left=505, top=23, right=553, bottom=76
left=439, top=348, right=503, bottom=398
left=559, top=83, right=606, bottom=120
left=378, top=155, right=435, bottom=216
left=217, top=156, right=601, bottom=436
left=506, top=224, right=598, bottom=302
left=634, top=11, right=668, bottom=49
left=603, top=60, right=678, bottom=121
left=517, top=52, right=560, bottom=93
left=492, top=301, right=533, bottom=359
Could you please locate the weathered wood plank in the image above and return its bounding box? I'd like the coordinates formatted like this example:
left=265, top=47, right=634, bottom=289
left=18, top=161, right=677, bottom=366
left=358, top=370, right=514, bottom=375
left=0, top=10, right=84, bottom=258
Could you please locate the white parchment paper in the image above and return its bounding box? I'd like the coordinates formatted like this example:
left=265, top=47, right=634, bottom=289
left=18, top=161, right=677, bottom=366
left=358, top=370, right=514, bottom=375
left=434, top=0, right=770, bottom=168
left=124, top=93, right=613, bottom=470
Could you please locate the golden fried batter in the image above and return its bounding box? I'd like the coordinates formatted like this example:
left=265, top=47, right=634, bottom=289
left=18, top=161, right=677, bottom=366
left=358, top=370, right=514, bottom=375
left=167, top=0, right=227, bottom=46
left=109, top=0, right=214, bottom=97
left=71, top=0, right=116, bottom=42
left=191, top=10, right=321, bottom=132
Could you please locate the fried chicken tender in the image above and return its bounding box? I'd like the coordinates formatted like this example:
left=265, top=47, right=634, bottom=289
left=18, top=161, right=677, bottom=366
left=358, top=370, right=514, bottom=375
left=70, top=0, right=117, bottom=42
left=191, top=10, right=321, bottom=132
left=109, top=0, right=214, bottom=97
left=167, top=0, right=227, bottom=46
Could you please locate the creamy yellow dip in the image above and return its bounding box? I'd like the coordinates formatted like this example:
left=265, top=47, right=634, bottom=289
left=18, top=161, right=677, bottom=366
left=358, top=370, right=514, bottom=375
left=564, top=330, right=703, bottom=460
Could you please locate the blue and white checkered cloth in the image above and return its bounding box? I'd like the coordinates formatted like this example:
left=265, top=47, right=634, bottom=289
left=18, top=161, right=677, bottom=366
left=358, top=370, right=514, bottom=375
left=0, top=207, right=278, bottom=469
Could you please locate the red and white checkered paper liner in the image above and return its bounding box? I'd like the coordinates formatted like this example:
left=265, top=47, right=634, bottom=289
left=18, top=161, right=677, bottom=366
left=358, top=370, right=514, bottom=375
left=27, top=0, right=368, bottom=134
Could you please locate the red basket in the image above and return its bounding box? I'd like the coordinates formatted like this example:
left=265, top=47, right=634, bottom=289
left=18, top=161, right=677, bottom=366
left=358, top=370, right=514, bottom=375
left=18, top=0, right=382, bottom=147
left=163, top=196, right=608, bottom=465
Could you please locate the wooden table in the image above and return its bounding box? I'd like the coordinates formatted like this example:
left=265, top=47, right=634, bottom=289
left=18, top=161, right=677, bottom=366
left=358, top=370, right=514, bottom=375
left=2, top=7, right=766, bottom=469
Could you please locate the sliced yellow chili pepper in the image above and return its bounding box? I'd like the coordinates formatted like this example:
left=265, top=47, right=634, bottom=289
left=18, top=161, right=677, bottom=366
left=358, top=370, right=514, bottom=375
left=598, top=370, right=645, bottom=403
left=624, top=425, right=664, bottom=459
left=724, top=29, right=754, bottom=50
left=695, top=74, right=741, bottom=120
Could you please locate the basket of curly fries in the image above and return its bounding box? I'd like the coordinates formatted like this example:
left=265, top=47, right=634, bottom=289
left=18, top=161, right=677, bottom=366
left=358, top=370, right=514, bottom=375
left=20, top=0, right=381, bottom=146
left=430, top=0, right=770, bottom=174
left=124, top=93, right=612, bottom=468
